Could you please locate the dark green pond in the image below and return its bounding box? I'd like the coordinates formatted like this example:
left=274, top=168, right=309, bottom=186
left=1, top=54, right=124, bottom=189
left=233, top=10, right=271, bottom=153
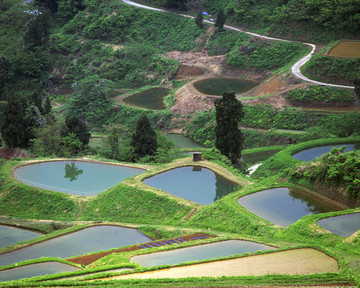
left=143, top=166, right=239, bottom=205
left=242, top=150, right=281, bottom=165
left=123, top=87, right=170, bottom=110
left=164, top=134, right=204, bottom=149
left=0, top=225, right=41, bottom=248
left=238, top=187, right=342, bottom=226
left=193, top=77, right=258, bottom=96
left=292, top=144, right=359, bottom=162
left=0, top=262, right=79, bottom=282
left=317, top=213, right=360, bottom=237
left=0, top=225, right=150, bottom=267
left=131, top=240, right=275, bottom=267
left=14, top=161, right=144, bottom=196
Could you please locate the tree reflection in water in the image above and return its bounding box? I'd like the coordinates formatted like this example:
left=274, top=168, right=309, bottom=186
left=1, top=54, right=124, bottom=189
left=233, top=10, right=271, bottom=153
left=64, top=161, right=83, bottom=182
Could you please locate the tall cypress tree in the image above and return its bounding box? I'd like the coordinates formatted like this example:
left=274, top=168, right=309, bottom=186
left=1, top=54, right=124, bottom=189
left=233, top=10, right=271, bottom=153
left=214, top=92, right=245, bottom=165
left=131, top=114, right=157, bottom=159
left=215, top=8, right=226, bottom=31
left=1, top=93, right=28, bottom=148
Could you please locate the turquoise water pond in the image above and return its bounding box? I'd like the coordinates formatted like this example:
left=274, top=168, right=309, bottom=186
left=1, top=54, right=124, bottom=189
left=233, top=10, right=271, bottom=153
left=0, top=225, right=41, bottom=248
left=0, top=225, right=150, bottom=267
left=292, top=144, right=359, bottom=162
left=131, top=240, right=275, bottom=267
left=193, top=77, right=258, bottom=96
left=143, top=166, right=239, bottom=205
left=317, top=213, right=360, bottom=237
left=238, top=187, right=342, bottom=226
left=14, top=161, right=144, bottom=196
left=123, top=87, right=170, bottom=110
left=0, top=262, right=79, bottom=282
left=164, top=134, right=204, bottom=149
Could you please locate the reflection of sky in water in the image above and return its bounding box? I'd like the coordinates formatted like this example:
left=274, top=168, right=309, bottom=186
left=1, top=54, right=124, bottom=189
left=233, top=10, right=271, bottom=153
left=0, top=262, right=79, bottom=282
left=318, top=213, right=360, bottom=237
left=14, top=161, right=144, bottom=196
left=0, top=225, right=41, bottom=248
left=238, top=188, right=341, bottom=226
left=0, top=226, right=150, bottom=267
left=132, top=240, right=275, bottom=267
left=144, top=166, right=238, bottom=205
left=292, top=144, right=358, bottom=162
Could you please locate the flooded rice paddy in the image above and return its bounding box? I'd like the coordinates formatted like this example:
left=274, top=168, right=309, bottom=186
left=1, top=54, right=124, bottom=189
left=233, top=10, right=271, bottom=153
left=238, top=187, right=342, bottom=226
left=318, top=213, right=360, bottom=237
left=14, top=161, right=144, bottom=196
left=0, top=225, right=150, bottom=267
left=0, top=262, right=79, bottom=282
left=0, top=225, right=41, bottom=248
left=328, top=41, right=360, bottom=58
left=143, top=166, right=239, bottom=205
left=164, top=134, right=204, bottom=149
left=123, top=87, right=170, bottom=110
left=292, top=144, right=359, bottom=162
left=131, top=240, right=275, bottom=267
left=193, top=77, right=258, bottom=96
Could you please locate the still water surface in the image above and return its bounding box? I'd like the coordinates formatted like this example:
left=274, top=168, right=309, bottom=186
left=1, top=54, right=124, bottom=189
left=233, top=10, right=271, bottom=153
left=131, top=240, right=275, bottom=267
left=143, top=166, right=239, bottom=205
left=318, top=213, right=360, bottom=237
left=0, top=225, right=150, bottom=267
left=238, top=187, right=341, bottom=226
left=123, top=87, right=170, bottom=110
left=14, top=161, right=144, bottom=196
left=0, top=225, right=41, bottom=248
left=164, top=134, right=204, bottom=149
left=0, top=262, right=79, bottom=282
left=194, top=78, right=258, bottom=96
left=292, top=144, right=359, bottom=162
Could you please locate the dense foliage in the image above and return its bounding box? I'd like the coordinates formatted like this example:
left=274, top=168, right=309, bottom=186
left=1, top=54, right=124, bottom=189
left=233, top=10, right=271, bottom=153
left=289, top=147, right=360, bottom=200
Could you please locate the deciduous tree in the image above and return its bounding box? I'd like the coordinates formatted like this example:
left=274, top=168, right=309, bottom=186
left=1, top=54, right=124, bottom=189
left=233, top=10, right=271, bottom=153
left=214, top=92, right=244, bottom=165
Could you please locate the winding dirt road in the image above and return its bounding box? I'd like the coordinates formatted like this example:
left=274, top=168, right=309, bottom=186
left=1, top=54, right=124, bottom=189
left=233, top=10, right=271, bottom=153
left=121, top=0, right=354, bottom=89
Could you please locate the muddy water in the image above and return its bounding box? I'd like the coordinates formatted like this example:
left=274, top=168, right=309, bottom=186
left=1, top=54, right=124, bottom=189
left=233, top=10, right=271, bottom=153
left=328, top=41, right=360, bottom=58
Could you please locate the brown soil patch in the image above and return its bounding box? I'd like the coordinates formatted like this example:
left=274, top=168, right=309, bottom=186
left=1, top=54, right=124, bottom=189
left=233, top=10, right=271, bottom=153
left=0, top=148, right=30, bottom=160
left=66, top=233, right=215, bottom=266
left=104, top=248, right=338, bottom=280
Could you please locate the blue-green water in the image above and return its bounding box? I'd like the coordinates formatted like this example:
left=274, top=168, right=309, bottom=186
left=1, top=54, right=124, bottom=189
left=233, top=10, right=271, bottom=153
left=0, top=225, right=41, bottom=248
left=131, top=240, right=275, bottom=267
left=292, top=144, right=359, bottom=162
left=14, top=161, right=144, bottom=196
left=318, top=213, right=360, bottom=237
left=143, top=166, right=239, bottom=205
left=0, top=225, right=150, bottom=267
left=193, top=77, right=258, bottom=96
left=0, top=262, right=79, bottom=282
left=238, top=187, right=342, bottom=226
left=164, top=134, right=204, bottom=149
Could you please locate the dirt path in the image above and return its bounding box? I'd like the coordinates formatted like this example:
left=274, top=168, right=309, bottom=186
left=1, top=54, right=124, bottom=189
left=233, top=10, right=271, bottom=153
left=102, top=248, right=338, bottom=280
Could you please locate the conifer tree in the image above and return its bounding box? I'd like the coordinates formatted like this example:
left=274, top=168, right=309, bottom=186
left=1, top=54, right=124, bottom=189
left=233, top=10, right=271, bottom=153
left=1, top=93, right=28, bottom=148
left=31, top=90, right=44, bottom=114
left=44, top=97, right=52, bottom=115
left=195, top=11, right=203, bottom=28
left=215, top=8, right=226, bottom=31
left=63, top=115, right=90, bottom=146
left=131, top=114, right=157, bottom=159
left=214, top=92, right=244, bottom=165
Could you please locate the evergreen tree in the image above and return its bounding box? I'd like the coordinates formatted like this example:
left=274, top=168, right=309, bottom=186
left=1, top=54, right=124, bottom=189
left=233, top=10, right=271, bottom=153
left=195, top=11, right=203, bottom=28
left=0, top=55, right=11, bottom=100
left=35, top=0, right=58, bottom=13
left=44, top=97, right=52, bottom=115
left=354, top=78, right=360, bottom=107
left=131, top=114, right=157, bottom=159
left=31, top=90, right=44, bottom=114
left=107, top=127, right=120, bottom=160
left=215, top=8, right=226, bottom=31
left=214, top=92, right=245, bottom=165
left=1, top=93, right=28, bottom=148
left=63, top=115, right=91, bottom=146
left=22, top=12, right=51, bottom=51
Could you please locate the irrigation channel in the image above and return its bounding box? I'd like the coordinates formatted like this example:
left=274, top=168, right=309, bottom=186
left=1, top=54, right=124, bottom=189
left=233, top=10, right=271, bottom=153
left=121, top=0, right=354, bottom=90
